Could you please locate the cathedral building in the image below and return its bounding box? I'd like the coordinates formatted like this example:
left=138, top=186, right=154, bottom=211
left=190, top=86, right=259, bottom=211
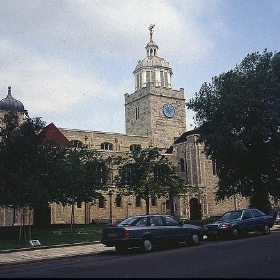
left=0, top=26, right=248, bottom=226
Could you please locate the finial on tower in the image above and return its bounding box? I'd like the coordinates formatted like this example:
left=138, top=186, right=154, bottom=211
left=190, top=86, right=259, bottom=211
left=148, top=24, right=155, bottom=41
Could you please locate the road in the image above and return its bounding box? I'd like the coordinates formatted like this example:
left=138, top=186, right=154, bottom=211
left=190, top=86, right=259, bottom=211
left=1, top=231, right=280, bottom=278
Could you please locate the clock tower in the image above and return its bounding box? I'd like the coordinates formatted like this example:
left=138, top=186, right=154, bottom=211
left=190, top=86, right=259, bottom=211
left=125, top=25, right=186, bottom=150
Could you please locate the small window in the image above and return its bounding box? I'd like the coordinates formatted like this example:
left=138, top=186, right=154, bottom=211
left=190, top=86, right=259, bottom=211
left=101, top=142, right=113, bottom=150
left=136, top=195, right=141, bottom=207
left=77, top=201, right=82, bottom=208
left=135, top=107, right=140, bottom=120
left=115, top=195, right=122, bottom=207
left=99, top=196, right=105, bottom=208
left=151, top=196, right=156, bottom=207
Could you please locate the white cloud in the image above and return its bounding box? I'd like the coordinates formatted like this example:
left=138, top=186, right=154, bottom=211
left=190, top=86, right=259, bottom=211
left=0, top=0, right=229, bottom=133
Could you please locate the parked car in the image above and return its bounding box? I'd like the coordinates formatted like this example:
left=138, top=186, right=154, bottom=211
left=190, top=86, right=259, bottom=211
left=203, top=208, right=274, bottom=240
left=101, top=214, right=204, bottom=252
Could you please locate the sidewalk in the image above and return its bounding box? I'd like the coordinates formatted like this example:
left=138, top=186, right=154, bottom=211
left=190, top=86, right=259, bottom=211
left=1, top=225, right=280, bottom=266
left=0, top=241, right=114, bottom=266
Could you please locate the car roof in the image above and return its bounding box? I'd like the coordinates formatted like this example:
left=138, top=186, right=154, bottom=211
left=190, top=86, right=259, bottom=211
left=225, top=208, right=262, bottom=213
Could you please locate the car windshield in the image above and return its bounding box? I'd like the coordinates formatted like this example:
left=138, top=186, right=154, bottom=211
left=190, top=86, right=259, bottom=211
left=117, top=216, right=141, bottom=227
left=220, top=210, right=242, bottom=221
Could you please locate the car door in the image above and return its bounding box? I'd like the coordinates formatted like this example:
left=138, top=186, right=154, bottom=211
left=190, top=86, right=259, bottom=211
left=240, top=210, right=253, bottom=232
left=149, top=216, right=167, bottom=244
left=161, top=215, right=186, bottom=243
left=250, top=209, right=266, bottom=231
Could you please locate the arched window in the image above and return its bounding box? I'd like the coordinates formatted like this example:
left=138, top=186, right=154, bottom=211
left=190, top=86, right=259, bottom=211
left=135, top=107, right=140, bottom=120
left=136, top=195, right=141, bottom=207
left=180, top=158, right=185, bottom=172
left=166, top=200, right=170, bottom=210
left=71, top=140, right=83, bottom=149
left=101, top=142, right=113, bottom=151
left=130, top=144, right=141, bottom=152
left=151, top=196, right=156, bottom=207
left=99, top=196, right=105, bottom=208
left=115, top=195, right=122, bottom=207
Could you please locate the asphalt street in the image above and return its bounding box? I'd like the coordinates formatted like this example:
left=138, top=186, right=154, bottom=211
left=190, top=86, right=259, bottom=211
left=0, top=225, right=279, bottom=266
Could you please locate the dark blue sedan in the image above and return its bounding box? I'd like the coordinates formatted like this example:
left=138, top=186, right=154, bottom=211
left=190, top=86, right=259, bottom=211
left=203, top=208, right=274, bottom=240
left=101, top=214, right=203, bottom=252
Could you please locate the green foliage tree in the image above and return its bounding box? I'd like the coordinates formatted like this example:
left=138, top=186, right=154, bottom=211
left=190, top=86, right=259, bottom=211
left=0, top=112, right=51, bottom=209
left=187, top=49, right=280, bottom=213
left=53, top=147, right=110, bottom=233
left=0, top=112, right=65, bottom=242
left=0, top=112, right=111, bottom=235
left=115, top=147, right=186, bottom=215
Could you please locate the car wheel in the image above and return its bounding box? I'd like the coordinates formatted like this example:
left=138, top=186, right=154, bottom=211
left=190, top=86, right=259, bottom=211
left=192, top=233, right=200, bottom=245
left=142, top=238, right=153, bottom=252
left=262, top=224, right=270, bottom=235
left=232, top=228, right=240, bottom=239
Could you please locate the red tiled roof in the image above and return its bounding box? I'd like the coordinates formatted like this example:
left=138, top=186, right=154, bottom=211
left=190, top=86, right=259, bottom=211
left=41, top=123, right=71, bottom=147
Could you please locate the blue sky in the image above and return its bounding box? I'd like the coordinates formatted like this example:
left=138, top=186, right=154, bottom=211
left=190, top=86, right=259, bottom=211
left=0, top=0, right=279, bottom=132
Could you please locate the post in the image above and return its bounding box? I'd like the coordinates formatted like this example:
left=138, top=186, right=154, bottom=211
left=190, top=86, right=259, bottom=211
left=109, top=190, right=113, bottom=224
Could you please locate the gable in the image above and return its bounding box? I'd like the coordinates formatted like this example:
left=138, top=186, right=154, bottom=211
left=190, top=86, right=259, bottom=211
left=41, top=123, right=71, bottom=147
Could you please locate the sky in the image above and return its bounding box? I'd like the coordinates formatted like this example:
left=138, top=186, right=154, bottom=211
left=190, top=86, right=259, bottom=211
left=0, top=0, right=280, bottom=133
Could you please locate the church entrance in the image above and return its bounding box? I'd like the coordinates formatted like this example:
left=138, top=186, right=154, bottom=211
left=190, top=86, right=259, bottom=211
left=189, top=198, right=202, bottom=220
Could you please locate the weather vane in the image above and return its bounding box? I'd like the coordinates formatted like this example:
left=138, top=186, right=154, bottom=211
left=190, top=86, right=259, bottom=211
left=148, top=24, right=155, bottom=41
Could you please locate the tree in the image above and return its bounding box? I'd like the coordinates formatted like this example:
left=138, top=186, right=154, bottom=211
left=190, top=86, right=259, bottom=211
left=0, top=112, right=64, bottom=242
left=0, top=112, right=50, bottom=209
left=53, top=147, right=110, bottom=233
left=187, top=49, right=280, bottom=213
left=115, top=147, right=186, bottom=215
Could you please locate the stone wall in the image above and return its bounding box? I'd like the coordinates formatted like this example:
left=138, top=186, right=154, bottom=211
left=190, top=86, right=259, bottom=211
left=125, top=83, right=186, bottom=150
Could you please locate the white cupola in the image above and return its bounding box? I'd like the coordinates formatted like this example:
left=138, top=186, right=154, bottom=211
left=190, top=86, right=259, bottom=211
left=133, top=24, right=173, bottom=91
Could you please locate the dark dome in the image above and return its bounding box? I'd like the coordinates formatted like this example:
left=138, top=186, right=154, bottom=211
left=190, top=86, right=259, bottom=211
left=0, top=87, right=25, bottom=111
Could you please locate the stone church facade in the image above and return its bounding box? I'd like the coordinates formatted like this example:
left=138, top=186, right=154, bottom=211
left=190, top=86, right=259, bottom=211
left=0, top=26, right=248, bottom=226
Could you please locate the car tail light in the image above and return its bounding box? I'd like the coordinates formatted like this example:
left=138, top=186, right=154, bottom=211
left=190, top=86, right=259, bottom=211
left=123, top=230, right=130, bottom=237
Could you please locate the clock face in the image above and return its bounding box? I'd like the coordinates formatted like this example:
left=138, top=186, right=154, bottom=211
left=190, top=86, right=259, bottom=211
left=163, top=103, right=175, bottom=118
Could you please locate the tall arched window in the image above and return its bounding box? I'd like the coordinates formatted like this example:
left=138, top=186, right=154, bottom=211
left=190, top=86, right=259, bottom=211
left=180, top=158, right=185, bottom=172
left=151, top=196, right=156, bottom=207
left=99, top=196, right=105, bottom=208
left=115, top=195, right=122, bottom=207
left=136, top=195, right=141, bottom=207
left=101, top=142, right=113, bottom=151
left=166, top=200, right=170, bottom=210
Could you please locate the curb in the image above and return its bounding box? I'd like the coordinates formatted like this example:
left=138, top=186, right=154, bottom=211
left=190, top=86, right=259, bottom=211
left=0, top=241, right=101, bottom=254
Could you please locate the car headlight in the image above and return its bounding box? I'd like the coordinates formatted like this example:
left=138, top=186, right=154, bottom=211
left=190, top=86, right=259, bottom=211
left=219, top=223, right=230, bottom=229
